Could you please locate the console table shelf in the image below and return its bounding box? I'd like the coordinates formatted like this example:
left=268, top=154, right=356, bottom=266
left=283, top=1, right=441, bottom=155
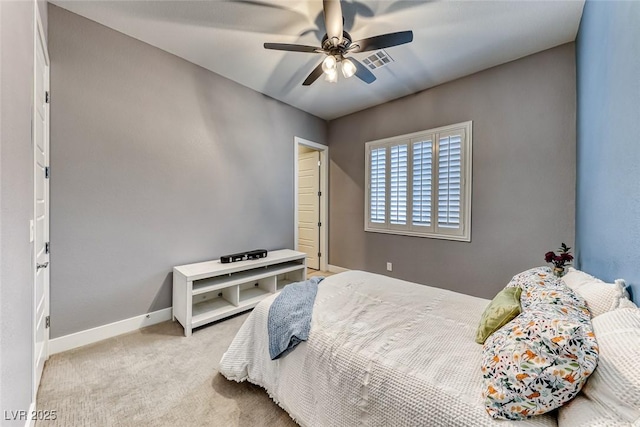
left=173, top=249, right=306, bottom=336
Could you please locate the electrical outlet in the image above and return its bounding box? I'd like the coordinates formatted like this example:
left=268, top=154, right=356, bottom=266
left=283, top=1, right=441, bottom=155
left=386, top=262, right=393, bottom=272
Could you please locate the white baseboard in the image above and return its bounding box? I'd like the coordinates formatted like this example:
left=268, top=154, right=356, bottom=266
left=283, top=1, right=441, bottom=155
left=327, top=264, right=349, bottom=274
left=49, top=307, right=172, bottom=355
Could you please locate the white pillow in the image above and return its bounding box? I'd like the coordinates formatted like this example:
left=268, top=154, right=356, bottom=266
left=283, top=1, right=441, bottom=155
left=559, top=307, right=640, bottom=426
left=619, top=298, right=638, bottom=310
left=561, top=268, right=627, bottom=317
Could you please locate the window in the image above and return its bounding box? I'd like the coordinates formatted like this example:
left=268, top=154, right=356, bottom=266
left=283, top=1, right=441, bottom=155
left=365, top=121, right=472, bottom=241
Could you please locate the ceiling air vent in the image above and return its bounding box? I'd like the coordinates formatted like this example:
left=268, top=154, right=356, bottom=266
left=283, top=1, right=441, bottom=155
left=362, top=50, right=394, bottom=70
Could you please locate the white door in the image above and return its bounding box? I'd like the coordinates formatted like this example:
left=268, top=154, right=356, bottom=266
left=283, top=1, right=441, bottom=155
left=33, top=16, right=50, bottom=397
left=298, top=150, right=320, bottom=270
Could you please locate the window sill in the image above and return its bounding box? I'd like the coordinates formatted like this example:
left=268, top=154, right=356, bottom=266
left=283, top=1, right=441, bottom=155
left=364, top=226, right=471, bottom=242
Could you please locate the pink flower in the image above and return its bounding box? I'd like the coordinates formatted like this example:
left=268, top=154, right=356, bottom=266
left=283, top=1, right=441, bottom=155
left=545, top=251, right=555, bottom=263
left=544, top=243, right=573, bottom=270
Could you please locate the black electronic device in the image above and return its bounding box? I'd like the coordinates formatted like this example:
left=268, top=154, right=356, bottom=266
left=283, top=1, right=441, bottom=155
left=246, top=249, right=268, bottom=260
left=220, top=252, right=246, bottom=264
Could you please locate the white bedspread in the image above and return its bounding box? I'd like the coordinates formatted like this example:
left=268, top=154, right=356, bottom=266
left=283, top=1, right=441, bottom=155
left=219, top=271, right=557, bottom=427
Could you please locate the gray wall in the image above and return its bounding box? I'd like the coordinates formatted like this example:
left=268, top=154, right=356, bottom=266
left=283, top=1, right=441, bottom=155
left=576, top=1, right=640, bottom=302
left=0, top=1, right=46, bottom=422
left=48, top=5, right=326, bottom=338
left=327, top=43, right=576, bottom=299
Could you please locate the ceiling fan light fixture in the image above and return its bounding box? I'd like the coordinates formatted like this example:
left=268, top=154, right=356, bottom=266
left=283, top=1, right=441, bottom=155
left=341, top=59, right=356, bottom=78
left=322, top=55, right=337, bottom=75
left=325, top=69, right=338, bottom=83
left=263, top=0, right=412, bottom=87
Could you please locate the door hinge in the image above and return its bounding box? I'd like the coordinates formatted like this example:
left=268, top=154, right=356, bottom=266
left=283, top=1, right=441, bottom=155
left=45, top=316, right=50, bottom=329
left=317, top=252, right=321, bottom=258
left=317, top=191, right=322, bottom=197
left=45, top=166, right=50, bottom=179
left=317, top=222, right=322, bottom=227
left=45, top=242, right=50, bottom=254
left=45, top=91, right=50, bottom=104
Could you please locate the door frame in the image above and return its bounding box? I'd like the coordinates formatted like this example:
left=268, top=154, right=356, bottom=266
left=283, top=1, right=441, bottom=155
left=294, top=137, right=328, bottom=272
left=32, top=4, right=50, bottom=401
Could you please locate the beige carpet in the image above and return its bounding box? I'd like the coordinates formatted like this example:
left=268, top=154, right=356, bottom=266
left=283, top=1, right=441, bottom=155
left=36, top=312, right=297, bottom=427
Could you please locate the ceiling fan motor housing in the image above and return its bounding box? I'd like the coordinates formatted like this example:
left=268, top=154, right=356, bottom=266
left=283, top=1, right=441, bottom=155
left=321, top=31, right=353, bottom=54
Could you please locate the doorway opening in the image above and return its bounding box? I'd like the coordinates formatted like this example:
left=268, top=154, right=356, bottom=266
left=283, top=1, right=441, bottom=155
left=294, top=137, right=328, bottom=272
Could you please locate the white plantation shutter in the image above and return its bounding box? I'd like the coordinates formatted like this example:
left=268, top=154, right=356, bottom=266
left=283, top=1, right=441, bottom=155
left=437, top=133, right=462, bottom=230
left=412, top=139, right=433, bottom=227
left=365, top=121, right=471, bottom=241
left=389, top=144, right=408, bottom=225
left=369, top=147, right=386, bottom=223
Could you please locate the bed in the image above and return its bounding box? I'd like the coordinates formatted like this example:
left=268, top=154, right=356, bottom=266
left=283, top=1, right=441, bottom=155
left=219, top=270, right=557, bottom=426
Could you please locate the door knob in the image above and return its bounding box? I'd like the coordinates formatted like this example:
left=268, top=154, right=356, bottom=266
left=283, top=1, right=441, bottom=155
left=36, top=262, right=49, bottom=270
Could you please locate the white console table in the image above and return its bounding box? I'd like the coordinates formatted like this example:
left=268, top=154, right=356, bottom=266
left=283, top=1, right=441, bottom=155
left=173, top=249, right=307, bottom=337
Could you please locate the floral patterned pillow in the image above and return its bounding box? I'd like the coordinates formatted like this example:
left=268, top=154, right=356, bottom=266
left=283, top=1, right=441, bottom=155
left=482, top=267, right=599, bottom=420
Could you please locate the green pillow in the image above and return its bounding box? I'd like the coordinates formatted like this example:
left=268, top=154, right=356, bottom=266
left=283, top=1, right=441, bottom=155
left=475, top=287, right=522, bottom=344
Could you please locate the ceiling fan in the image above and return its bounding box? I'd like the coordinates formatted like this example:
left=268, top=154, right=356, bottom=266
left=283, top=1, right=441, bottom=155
left=264, top=0, right=413, bottom=86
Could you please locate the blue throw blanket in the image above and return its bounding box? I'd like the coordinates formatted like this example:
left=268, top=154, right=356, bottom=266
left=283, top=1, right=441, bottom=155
left=268, top=276, right=324, bottom=360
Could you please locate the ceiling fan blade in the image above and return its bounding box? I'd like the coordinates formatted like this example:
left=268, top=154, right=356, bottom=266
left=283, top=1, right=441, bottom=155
left=302, top=61, right=325, bottom=86
left=351, top=58, right=376, bottom=84
left=264, top=43, right=321, bottom=53
left=323, top=0, right=344, bottom=46
left=351, top=30, right=413, bottom=53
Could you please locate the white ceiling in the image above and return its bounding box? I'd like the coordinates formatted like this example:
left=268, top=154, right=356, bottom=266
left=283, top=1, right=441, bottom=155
left=51, top=0, right=585, bottom=120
